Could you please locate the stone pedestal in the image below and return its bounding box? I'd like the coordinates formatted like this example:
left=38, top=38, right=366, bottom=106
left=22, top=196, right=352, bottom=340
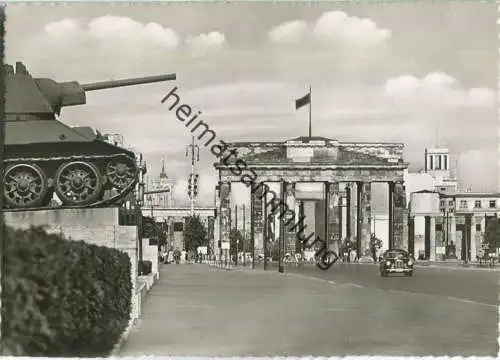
left=5, top=207, right=139, bottom=321
left=142, top=241, right=159, bottom=278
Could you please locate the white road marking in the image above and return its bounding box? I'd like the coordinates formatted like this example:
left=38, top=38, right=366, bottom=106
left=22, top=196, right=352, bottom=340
left=345, top=283, right=363, bottom=289
left=284, top=272, right=498, bottom=309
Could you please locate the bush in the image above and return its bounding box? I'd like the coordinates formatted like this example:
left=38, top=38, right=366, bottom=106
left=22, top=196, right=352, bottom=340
left=1, top=226, right=132, bottom=357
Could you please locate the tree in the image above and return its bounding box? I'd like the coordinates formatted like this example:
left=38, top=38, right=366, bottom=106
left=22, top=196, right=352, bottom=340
left=484, top=218, right=500, bottom=254
left=369, top=234, right=383, bottom=262
left=183, top=215, right=208, bottom=253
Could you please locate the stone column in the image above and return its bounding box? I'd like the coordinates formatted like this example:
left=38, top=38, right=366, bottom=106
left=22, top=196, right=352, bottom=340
left=296, top=200, right=305, bottom=253
left=325, top=182, right=341, bottom=252
left=388, top=182, right=394, bottom=250
left=450, top=215, right=457, bottom=258
left=251, top=183, right=265, bottom=256
left=219, top=181, right=231, bottom=261
left=408, top=215, right=415, bottom=256
left=284, top=182, right=297, bottom=254
left=479, top=215, right=486, bottom=256
left=207, top=216, right=215, bottom=256
left=357, top=182, right=372, bottom=257
left=340, top=195, right=347, bottom=242
left=168, top=216, right=175, bottom=251
left=429, top=216, right=436, bottom=261
left=392, top=181, right=408, bottom=250
left=345, top=184, right=352, bottom=240
left=356, top=183, right=362, bottom=257
left=470, top=216, right=478, bottom=261
left=348, top=182, right=357, bottom=242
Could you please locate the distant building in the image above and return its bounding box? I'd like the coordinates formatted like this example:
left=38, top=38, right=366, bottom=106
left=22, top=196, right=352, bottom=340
left=407, top=147, right=500, bottom=261
left=404, top=147, right=458, bottom=200
left=144, top=159, right=176, bottom=208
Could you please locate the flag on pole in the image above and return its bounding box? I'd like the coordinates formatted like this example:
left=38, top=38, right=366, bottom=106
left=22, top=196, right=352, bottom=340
left=295, top=86, right=312, bottom=137
left=295, top=91, right=311, bottom=110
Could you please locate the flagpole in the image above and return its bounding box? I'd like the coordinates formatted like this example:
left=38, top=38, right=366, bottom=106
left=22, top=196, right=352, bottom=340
left=308, top=85, right=312, bottom=138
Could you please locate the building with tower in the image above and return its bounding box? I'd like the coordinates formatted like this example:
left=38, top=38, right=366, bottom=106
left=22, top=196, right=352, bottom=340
left=144, top=159, right=176, bottom=208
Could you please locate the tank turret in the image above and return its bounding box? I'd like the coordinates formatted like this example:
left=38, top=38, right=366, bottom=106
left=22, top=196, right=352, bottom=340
left=3, top=62, right=177, bottom=209
left=5, top=61, right=176, bottom=118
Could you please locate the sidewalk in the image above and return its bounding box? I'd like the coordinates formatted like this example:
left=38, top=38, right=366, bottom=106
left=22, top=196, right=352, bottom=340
left=415, top=260, right=498, bottom=271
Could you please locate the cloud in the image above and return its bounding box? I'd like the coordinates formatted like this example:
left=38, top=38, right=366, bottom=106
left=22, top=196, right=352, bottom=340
left=268, top=20, right=308, bottom=44
left=186, top=31, right=227, bottom=56
left=46, top=16, right=180, bottom=49
left=384, top=72, right=495, bottom=107
left=269, top=11, right=391, bottom=47
left=313, top=11, right=392, bottom=46
left=44, top=18, right=79, bottom=37
left=13, top=16, right=228, bottom=79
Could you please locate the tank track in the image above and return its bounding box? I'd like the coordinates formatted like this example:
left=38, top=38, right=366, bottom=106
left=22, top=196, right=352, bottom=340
left=3, top=152, right=138, bottom=211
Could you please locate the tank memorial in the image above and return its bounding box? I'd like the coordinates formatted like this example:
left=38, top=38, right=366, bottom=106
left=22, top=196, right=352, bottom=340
left=2, top=62, right=177, bottom=356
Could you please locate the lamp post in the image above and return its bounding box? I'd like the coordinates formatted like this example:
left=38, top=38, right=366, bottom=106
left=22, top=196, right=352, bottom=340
left=136, top=154, right=146, bottom=265
left=242, top=204, right=246, bottom=266
left=235, top=204, right=238, bottom=266
left=186, top=135, right=200, bottom=217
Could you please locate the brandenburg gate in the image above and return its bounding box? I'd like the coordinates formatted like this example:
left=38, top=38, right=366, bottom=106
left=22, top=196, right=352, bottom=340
left=214, top=136, right=409, bottom=260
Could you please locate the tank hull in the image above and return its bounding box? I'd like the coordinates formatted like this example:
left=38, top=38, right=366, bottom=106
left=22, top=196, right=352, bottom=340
left=4, top=121, right=139, bottom=210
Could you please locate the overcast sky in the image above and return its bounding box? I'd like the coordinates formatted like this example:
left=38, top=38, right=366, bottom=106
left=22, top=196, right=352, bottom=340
left=5, top=2, right=498, bottom=208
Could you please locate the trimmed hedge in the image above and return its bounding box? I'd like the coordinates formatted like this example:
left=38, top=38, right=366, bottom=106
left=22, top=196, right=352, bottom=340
left=2, top=226, right=132, bottom=357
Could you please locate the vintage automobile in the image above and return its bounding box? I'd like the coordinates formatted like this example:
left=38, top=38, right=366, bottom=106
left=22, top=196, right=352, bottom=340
left=379, top=249, right=414, bottom=277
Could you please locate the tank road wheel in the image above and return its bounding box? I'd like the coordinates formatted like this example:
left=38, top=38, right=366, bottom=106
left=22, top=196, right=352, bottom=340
left=4, top=163, right=49, bottom=208
left=54, top=161, right=103, bottom=206
left=105, top=160, right=137, bottom=189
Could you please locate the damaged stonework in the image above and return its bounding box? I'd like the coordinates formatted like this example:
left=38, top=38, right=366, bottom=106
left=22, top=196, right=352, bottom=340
left=214, top=136, right=409, bottom=260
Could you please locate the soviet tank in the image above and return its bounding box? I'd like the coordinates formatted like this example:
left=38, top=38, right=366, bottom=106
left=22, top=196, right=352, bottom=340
left=3, top=62, right=176, bottom=210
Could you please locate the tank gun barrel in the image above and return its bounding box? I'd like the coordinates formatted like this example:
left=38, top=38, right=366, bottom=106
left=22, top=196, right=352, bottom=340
left=81, top=74, right=177, bottom=91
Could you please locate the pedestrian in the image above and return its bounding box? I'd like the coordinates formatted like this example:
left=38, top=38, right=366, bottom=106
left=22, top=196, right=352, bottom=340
left=350, top=249, right=356, bottom=263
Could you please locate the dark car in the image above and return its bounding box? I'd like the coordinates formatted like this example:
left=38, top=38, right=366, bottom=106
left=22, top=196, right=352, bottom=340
left=379, top=249, right=414, bottom=277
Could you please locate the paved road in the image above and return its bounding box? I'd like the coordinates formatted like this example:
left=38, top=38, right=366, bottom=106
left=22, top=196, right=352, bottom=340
left=120, top=264, right=498, bottom=357
left=269, top=262, right=499, bottom=307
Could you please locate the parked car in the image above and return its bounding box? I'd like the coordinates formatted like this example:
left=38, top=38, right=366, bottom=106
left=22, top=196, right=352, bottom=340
left=379, top=249, right=414, bottom=277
